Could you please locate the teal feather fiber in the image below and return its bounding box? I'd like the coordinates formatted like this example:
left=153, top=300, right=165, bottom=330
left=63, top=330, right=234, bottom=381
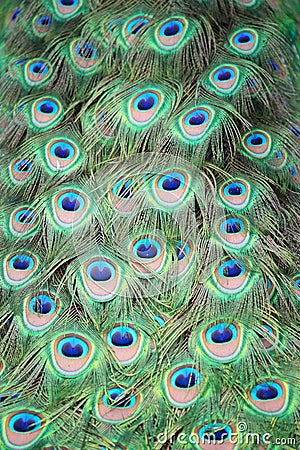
left=0, top=0, right=299, bottom=449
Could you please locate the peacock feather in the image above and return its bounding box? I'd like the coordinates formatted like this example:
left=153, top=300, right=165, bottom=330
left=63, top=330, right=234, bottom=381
left=0, top=0, right=300, bottom=449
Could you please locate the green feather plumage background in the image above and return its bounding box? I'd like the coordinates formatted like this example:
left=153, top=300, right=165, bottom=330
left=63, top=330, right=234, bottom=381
left=0, top=0, right=299, bottom=449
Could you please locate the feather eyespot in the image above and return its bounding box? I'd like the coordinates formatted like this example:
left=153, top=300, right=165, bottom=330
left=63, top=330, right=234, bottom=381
left=216, top=216, right=250, bottom=249
left=4, top=252, right=39, bottom=287
left=229, top=28, right=258, bottom=55
left=151, top=170, right=190, bottom=208
left=51, top=333, right=94, bottom=377
left=290, top=124, right=300, bottom=140
left=123, top=15, right=151, bottom=45
left=288, top=165, right=300, bottom=187
left=267, top=148, right=287, bottom=170
left=9, top=159, right=34, bottom=184
left=25, top=59, right=52, bottom=87
left=33, top=15, right=53, bottom=36
left=31, top=96, right=63, bottom=129
left=23, top=292, right=60, bottom=332
left=96, top=387, right=141, bottom=423
left=193, top=422, right=238, bottom=449
left=130, top=235, right=167, bottom=277
left=163, top=364, right=202, bottom=408
left=3, top=410, right=46, bottom=449
left=128, top=89, right=163, bottom=127
left=209, top=65, right=240, bottom=95
left=198, top=322, right=244, bottom=363
left=8, top=8, right=22, bottom=29
left=53, top=0, right=82, bottom=19
left=178, top=106, right=215, bottom=142
left=242, top=130, right=272, bottom=159
left=247, top=380, right=288, bottom=415
left=109, top=179, right=136, bottom=215
left=171, top=240, right=194, bottom=278
left=70, top=40, right=100, bottom=72
left=9, top=207, right=39, bottom=237
left=219, top=179, right=251, bottom=210
left=155, top=18, right=188, bottom=51
left=104, top=324, right=144, bottom=365
left=9, top=58, right=28, bottom=76
left=268, top=59, right=286, bottom=78
left=45, top=138, right=80, bottom=172
left=51, top=188, right=90, bottom=229
left=81, top=257, right=122, bottom=302
left=213, top=257, right=249, bottom=295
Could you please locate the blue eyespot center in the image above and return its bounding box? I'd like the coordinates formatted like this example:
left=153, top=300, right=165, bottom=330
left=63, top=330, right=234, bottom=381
left=118, top=181, right=132, bottom=198
left=211, top=326, right=233, bottom=343
left=37, top=15, right=52, bottom=26
left=77, top=43, right=94, bottom=59
left=137, top=241, right=157, bottom=258
left=40, top=102, right=53, bottom=114
left=54, top=145, right=70, bottom=158
left=164, top=23, right=180, bottom=36
left=61, top=0, right=75, bottom=6
left=107, top=390, right=133, bottom=407
left=176, top=245, right=186, bottom=261
left=32, top=63, right=44, bottom=73
left=171, top=368, right=200, bottom=389
left=162, top=176, right=180, bottom=191
left=11, top=9, right=22, bottom=22
left=256, top=384, right=278, bottom=400
left=216, top=429, right=229, bottom=440
left=290, top=125, right=300, bottom=138
left=217, top=70, right=231, bottom=81
left=13, top=257, right=30, bottom=270
left=87, top=261, right=116, bottom=283
left=250, top=136, right=263, bottom=145
left=17, top=160, right=31, bottom=172
left=33, top=298, right=52, bottom=314
left=61, top=196, right=80, bottom=211
left=223, top=262, right=242, bottom=277
left=238, top=33, right=250, bottom=43
left=19, top=210, right=34, bottom=223
left=137, top=96, right=155, bottom=111
left=189, top=113, right=205, bottom=125
left=62, top=342, right=83, bottom=357
left=13, top=418, right=37, bottom=433
left=14, top=59, right=27, bottom=67
left=175, top=371, right=197, bottom=388
left=131, top=20, right=148, bottom=34
left=228, top=184, right=242, bottom=195
left=288, top=166, right=297, bottom=177
left=199, top=424, right=231, bottom=442
left=269, top=60, right=279, bottom=71
left=90, top=265, right=112, bottom=282
left=111, top=331, right=133, bottom=346
left=225, top=219, right=241, bottom=233
left=0, top=392, right=20, bottom=403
